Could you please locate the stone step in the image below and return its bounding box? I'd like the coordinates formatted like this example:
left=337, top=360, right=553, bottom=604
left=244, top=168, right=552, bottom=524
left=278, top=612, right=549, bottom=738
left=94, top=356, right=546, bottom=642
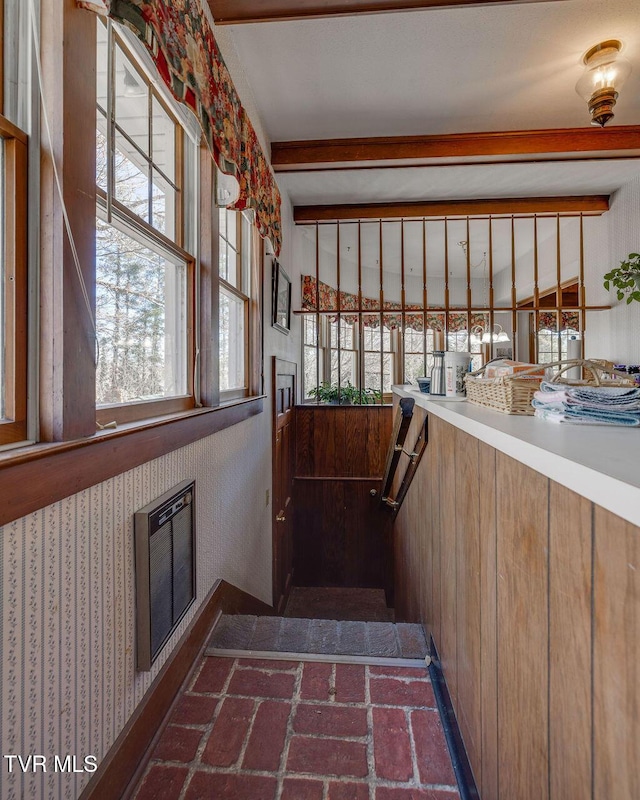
left=206, top=614, right=428, bottom=660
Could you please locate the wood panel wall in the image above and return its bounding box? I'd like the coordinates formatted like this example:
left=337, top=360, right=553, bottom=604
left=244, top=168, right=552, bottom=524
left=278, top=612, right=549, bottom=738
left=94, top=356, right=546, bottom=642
left=293, top=405, right=393, bottom=589
left=394, top=412, right=640, bottom=800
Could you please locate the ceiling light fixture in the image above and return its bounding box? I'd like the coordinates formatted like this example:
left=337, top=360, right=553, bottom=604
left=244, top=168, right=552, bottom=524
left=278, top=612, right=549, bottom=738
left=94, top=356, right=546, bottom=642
left=470, top=324, right=511, bottom=345
left=575, top=40, right=631, bottom=127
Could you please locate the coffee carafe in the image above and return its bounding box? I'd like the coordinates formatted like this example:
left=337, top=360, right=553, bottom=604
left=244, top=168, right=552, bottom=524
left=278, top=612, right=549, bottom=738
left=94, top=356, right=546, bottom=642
left=430, top=351, right=446, bottom=396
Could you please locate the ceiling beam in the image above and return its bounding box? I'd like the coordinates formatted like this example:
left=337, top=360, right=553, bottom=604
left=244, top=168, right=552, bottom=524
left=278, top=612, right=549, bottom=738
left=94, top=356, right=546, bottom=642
left=293, top=196, right=610, bottom=222
left=272, top=127, right=640, bottom=170
left=208, top=0, right=567, bottom=25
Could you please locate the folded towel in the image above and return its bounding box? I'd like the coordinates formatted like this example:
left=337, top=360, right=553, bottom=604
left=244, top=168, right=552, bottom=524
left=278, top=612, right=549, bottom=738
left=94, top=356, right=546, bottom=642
left=533, top=403, right=640, bottom=426
left=539, top=381, right=640, bottom=405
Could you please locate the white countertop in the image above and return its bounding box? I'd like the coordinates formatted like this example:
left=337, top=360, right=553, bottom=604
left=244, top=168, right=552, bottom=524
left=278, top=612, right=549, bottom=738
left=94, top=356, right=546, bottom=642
left=394, top=385, right=640, bottom=528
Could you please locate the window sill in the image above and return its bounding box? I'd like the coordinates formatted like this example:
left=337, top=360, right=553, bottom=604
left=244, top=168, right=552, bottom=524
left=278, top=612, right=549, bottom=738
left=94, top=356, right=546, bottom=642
left=0, top=396, right=265, bottom=527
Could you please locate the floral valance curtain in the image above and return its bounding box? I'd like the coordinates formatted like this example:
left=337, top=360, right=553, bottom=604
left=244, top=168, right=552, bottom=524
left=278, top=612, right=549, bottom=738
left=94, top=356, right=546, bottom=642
left=538, top=311, right=581, bottom=331
left=302, top=276, right=488, bottom=333
left=78, top=0, right=282, bottom=255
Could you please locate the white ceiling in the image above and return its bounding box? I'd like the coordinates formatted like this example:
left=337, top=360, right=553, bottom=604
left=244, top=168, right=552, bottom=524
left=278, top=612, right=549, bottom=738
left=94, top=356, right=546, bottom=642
left=278, top=158, right=640, bottom=205
left=221, top=0, right=640, bottom=208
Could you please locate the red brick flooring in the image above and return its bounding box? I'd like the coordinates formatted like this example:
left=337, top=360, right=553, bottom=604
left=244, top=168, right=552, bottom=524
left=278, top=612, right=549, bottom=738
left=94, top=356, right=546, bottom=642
left=132, top=657, right=459, bottom=800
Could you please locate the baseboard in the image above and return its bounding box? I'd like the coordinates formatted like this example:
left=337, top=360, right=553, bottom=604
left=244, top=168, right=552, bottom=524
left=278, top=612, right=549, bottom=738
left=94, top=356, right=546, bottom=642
left=428, top=636, right=480, bottom=800
left=79, top=579, right=273, bottom=800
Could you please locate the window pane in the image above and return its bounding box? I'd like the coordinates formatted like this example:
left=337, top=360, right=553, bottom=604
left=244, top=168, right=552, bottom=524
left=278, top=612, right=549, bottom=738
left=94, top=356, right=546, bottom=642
left=151, top=97, right=175, bottom=184
left=115, top=130, right=150, bottom=222
left=114, top=46, right=149, bottom=156
left=304, top=346, right=320, bottom=399
left=96, top=114, right=108, bottom=191
left=96, top=218, right=187, bottom=404
left=219, top=288, right=245, bottom=391
left=151, top=168, right=175, bottom=238
left=330, top=350, right=355, bottom=387
left=364, top=352, right=393, bottom=393
left=405, top=354, right=426, bottom=386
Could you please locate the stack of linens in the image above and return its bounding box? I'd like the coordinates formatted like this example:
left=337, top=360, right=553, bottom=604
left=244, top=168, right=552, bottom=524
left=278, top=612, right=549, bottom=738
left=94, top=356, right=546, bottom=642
left=533, top=382, right=640, bottom=426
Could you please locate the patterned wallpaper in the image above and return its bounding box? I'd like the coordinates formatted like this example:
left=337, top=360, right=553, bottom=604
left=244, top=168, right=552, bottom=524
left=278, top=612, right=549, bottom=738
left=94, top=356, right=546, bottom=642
left=0, top=412, right=272, bottom=800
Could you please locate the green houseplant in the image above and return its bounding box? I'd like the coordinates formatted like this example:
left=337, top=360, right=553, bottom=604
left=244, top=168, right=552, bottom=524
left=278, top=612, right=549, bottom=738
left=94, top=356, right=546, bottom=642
left=604, top=252, right=640, bottom=304
left=308, top=381, right=382, bottom=405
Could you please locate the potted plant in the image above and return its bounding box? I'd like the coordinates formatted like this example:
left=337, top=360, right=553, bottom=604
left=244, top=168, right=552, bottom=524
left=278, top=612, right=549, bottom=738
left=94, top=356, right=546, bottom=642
left=308, top=381, right=382, bottom=405
left=604, top=252, right=640, bottom=304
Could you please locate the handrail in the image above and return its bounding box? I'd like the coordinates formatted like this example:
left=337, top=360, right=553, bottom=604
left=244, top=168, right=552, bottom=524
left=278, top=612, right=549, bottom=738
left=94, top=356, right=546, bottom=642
left=380, top=399, right=429, bottom=515
left=380, top=397, right=415, bottom=503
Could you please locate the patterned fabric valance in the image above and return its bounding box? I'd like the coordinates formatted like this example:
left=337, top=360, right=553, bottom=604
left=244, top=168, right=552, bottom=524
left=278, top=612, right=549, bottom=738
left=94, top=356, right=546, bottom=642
left=538, top=311, right=581, bottom=332
left=78, top=0, right=282, bottom=255
left=302, top=276, right=488, bottom=333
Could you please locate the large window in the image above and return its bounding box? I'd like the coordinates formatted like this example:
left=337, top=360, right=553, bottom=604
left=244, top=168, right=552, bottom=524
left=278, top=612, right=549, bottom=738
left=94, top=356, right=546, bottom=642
left=96, top=22, right=197, bottom=422
left=219, top=207, right=251, bottom=397
left=0, top=2, right=29, bottom=446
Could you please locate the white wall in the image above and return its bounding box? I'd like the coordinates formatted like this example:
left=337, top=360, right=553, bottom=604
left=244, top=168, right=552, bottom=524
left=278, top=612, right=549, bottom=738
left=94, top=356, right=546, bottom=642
left=585, top=175, right=640, bottom=364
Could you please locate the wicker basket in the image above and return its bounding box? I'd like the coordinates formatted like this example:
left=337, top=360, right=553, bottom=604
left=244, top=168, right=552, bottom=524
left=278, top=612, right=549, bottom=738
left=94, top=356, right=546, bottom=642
left=464, top=359, right=635, bottom=416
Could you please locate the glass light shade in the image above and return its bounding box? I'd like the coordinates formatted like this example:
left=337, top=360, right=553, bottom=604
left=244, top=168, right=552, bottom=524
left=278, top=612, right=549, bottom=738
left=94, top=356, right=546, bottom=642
left=496, top=331, right=510, bottom=343
left=481, top=331, right=492, bottom=344
left=575, top=41, right=632, bottom=126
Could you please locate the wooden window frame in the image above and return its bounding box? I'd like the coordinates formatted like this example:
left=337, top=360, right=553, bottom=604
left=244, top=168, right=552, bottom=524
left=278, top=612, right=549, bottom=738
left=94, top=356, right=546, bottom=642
left=0, top=114, right=28, bottom=445
left=95, top=21, right=197, bottom=426
left=218, top=207, right=252, bottom=401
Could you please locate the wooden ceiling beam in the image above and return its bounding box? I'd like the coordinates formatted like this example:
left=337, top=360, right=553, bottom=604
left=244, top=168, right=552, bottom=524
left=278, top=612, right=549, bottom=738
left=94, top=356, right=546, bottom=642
left=293, top=196, right=610, bottom=222
left=272, top=127, right=640, bottom=169
left=208, top=0, right=568, bottom=24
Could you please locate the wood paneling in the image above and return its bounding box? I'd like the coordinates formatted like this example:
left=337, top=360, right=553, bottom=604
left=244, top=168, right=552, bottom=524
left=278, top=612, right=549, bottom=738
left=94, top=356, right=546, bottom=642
left=295, top=405, right=392, bottom=478
left=593, top=507, right=640, bottom=800
left=438, top=415, right=457, bottom=705
left=209, top=0, right=569, bottom=25
left=293, top=405, right=393, bottom=590
left=393, top=411, right=640, bottom=800
left=274, top=127, right=640, bottom=169
left=79, top=580, right=272, bottom=800
left=496, top=453, right=549, bottom=800
left=478, top=442, right=497, bottom=800
left=549, top=483, right=592, bottom=800
left=454, top=428, right=481, bottom=788
left=294, top=196, right=609, bottom=223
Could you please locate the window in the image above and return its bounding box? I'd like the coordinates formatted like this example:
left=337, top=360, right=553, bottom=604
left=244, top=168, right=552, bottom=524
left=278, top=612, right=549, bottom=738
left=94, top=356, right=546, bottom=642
left=303, top=316, right=322, bottom=399
left=218, top=207, right=251, bottom=397
left=330, top=317, right=357, bottom=387
left=0, top=3, right=29, bottom=446
left=537, top=328, right=580, bottom=364
left=404, top=327, right=435, bottom=386
left=363, top=324, right=394, bottom=396
left=96, top=21, right=197, bottom=422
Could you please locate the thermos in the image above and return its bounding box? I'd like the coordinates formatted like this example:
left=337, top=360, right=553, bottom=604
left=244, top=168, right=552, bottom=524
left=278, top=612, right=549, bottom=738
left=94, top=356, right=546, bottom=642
left=430, top=351, right=446, bottom=396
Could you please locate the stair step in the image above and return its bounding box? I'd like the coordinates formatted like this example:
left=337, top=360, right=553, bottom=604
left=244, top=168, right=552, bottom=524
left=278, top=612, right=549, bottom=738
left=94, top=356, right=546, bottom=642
left=206, top=615, right=428, bottom=660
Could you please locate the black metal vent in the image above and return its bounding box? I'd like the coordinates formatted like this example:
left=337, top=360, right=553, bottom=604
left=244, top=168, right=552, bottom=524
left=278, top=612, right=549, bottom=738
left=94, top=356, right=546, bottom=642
left=135, top=480, right=196, bottom=671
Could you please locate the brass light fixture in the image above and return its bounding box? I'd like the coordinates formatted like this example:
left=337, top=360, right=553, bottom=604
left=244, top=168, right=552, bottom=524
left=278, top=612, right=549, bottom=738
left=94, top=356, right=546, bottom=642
left=576, top=40, right=631, bottom=127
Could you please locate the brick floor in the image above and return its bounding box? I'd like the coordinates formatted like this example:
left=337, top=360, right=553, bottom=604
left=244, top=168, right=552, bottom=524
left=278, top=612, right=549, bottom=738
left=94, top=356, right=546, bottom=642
left=131, top=656, right=460, bottom=800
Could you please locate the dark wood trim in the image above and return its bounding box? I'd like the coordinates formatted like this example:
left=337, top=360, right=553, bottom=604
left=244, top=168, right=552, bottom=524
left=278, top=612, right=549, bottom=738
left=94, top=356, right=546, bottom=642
left=209, top=0, right=568, bottom=24
left=273, top=126, right=640, bottom=169
left=79, top=579, right=273, bottom=800
left=294, top=196, right=609, bottom=223
left=0, top=397, right=264, bottom=527
left=39, top=0, right=97, bottom=441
